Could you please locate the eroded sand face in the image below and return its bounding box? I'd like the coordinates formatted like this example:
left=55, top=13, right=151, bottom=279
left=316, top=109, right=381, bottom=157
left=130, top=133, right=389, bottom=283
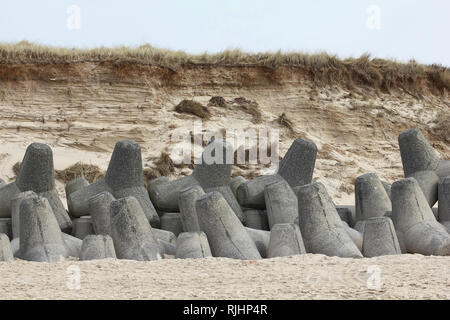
left=0, top=66, right=448, bottom=206
left=0, top=254, right=449, bottom=299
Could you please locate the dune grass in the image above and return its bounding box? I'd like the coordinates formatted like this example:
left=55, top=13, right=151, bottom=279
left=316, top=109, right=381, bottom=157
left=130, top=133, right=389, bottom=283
left=0, top=41, right=448, bottom=94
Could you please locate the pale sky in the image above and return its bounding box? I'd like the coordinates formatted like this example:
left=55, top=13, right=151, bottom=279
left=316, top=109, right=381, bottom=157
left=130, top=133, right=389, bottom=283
left=0, top=0, right=449, bottom=65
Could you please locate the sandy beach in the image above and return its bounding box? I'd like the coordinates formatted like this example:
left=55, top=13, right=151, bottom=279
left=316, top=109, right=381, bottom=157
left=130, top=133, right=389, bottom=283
left=0, top=254, right=448, bottom=300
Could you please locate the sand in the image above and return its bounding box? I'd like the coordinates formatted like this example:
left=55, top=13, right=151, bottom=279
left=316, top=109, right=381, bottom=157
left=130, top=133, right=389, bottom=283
left=0, top=254, right=448, bottom=300
left=0, top=63, right=448, bottom=206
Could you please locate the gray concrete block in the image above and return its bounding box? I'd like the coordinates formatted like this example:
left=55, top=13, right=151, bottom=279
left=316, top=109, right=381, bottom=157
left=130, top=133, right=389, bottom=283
left=267, top=223, right=306, bottom=258
left=436, top=160, right=450, bottom=180
left=230, top=176, right=246, bottom=198
left=357, top=217, right=401, bottom=257
left=335, top=205, right=356, bottom=227
left=88, top=191, right=115, bottom=236
left=391, top=178, right=450, bottom=255
left=175, top=232, right=212, bottom=259
left=277, top=138, right=317, bottom=188
left=0, top=233, right=13, bottom=261
left=0, top=218, right=12, bottom=240
left=398, top=128, right=440, bottom=177
left=68, top=140, right=160, bottom=228
left=11, top=191, right=37, bottom=239
left=196, top=192, right=261, bottom=260
left=296, top=182, right=362, bottom=258
left=407, top=170, right=439, bottom=207
left=0, top=182, right=21, bottom=218
left=205, top=185, right=244, bottom=223
left=40, top=189, right=72, bottom=232
left=110, top=196, right=161, bottom=261
left=160, top=212, right=183, bottom=237
left=264, top=180, right=298, bottom=229
left=381, top=181, right=391, bottom=199
left=245, top=227, right=270, bottom=258
left=192, top=138, right=233, bottom=189
left=342, top=222, right=363, bottom=252
left=148, top=175, right=199, bottom=212
left=178, top=185, right=204, bottom=232
left=152, top=228, right=177, bottom=245
left=355, top=173, right=391, bottom=222
left=237, top=174, right=283, bottom=209
left=0, top=178, right=5, bottom=188
left=10, top=237, right=19, bottom=257
left=65, top=177, right=89, bottom=198
left=438, top=176, right=450, bottom=223
left=68, top=179, right=112, bottom=217
left=114, top=186, right=159, bottom=228
left=71, top=217, right=95, bottom=240
left=158, top=239, right=176, bottom=256
left=80, top=235, right=116, bottom=260
left=243, top=209, right=269, bottom=231
left=18, top=196, right=69, bottom=262
left=62, top=233, right=82, bottom=258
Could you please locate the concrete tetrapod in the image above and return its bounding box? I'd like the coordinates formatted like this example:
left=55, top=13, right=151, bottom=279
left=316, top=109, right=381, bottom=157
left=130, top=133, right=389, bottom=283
left=195, top=192, right=261, bottom=260
left=391, top=178, right=450, bottom=255
left=67, top=140, right=160, bottom=227
left=245, top=227, right=270, bottom=258
left=160, top=212, right=183, bottom=236
left=11, top=191, right=37, bottom=239
left=296, top=182, right=363, bottom=258
left=264, top=180, right=298, bottom=229
left=355, top=173, right=392, bottom=222
left=438, top=177, right=450, bottom=232
left=110, top=196, right=161, bottom=261
left=178, top=185, right=204, bottom=232
left=18, top=196, right=70, bottom=262
left=237, top=138, right=317, bottom=209
left=0, top=233, right=14, bottom=261
left=398, top=128, right=449, bottom=179
left=356, top=217, right=401, bottom=257
left=88, top=191, right=116, bottom=236
left=80, top=235, right=116, bottom=261
left=149, top=139, right=244, bottom=222
left=71, top=217, right=95, bottom=240
left=267, top=223, right=306, bottom=258
left=407, top=170, right=439, bottom=207
left=243, top=209, right=269, bottom=231
left=175, top=232, right=212, bottom=259
left=65, top=177, right=89, bottom=198
left=0, top=143, right=72, bottom=232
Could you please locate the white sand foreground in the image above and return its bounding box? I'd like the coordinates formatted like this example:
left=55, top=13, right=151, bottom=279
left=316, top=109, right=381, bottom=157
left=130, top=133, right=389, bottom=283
left=0, top=254, right=448, bottom=300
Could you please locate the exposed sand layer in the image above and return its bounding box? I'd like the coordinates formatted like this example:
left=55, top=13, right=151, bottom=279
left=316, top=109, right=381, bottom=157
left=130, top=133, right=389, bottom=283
left=0, top=63, right=449, bottom=206
left=0, top=254, right=449, bottom=300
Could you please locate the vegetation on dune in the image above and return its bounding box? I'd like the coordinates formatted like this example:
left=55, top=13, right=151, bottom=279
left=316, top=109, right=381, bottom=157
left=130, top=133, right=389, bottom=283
left=12, top=161, right=105, bottom=183
left=175, top=100, right=211, bottom=119
left=0, top=41, right=448, bottom=95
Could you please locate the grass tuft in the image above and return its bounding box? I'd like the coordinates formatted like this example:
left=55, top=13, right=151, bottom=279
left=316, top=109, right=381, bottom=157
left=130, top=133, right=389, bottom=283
left=175, top=100, right=211, bottom=119
left=1, top=42, right=447, bottom=94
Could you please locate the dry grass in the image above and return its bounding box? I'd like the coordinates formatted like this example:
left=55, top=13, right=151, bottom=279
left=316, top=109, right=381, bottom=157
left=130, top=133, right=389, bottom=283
left=1, top=42, right=448, bottom=95
left=207, top=96, right=262, bottom=123
left=208, top=96, right=228, bottom=108
left=174, top=100, right=210, bottom=119
left=432, top=111, right=450, bottom=143
left=277, top=113, right=295, bottom=135
left=12, top=161, right=104, bottom=183
left=231, top=97, right=262, bottom=123
left=12, top=162, right=21, bottom=175
left=55, top=162, right=104, bottom=183
left=144, top=151, right=194, bottom=182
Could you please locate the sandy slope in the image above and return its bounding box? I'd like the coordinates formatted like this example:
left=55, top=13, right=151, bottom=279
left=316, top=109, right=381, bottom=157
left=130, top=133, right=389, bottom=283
left=0, top=254, right=449, bottom=300
left=0, top=63, right=448, bottom=205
